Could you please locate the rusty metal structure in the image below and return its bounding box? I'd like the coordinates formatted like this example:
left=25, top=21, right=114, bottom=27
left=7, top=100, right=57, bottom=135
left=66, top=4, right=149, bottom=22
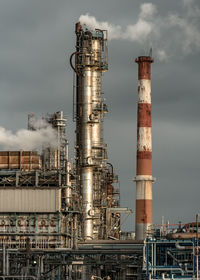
left=0, top=111, right=80, bottom=251
left=0, top=21, right=198, bottom=280
left=134, top=56, right=154, bottom=240
left=0, top=23, right=122, bottom=279
left=0, top=151, right=41, bottom=171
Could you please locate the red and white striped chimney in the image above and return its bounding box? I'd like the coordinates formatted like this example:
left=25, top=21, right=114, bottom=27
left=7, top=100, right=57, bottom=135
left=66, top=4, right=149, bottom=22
left=135, top=56, right=154, bottom=240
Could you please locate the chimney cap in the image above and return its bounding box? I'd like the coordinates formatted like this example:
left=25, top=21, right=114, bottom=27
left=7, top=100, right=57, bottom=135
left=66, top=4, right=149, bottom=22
left=135, top=56, right=154, bottom=64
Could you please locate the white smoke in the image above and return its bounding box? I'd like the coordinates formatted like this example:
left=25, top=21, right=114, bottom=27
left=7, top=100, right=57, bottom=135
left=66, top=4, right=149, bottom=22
left=156, top=49, right=168, bottom=62
left=28, top=115, right=49, bottom=130
left=79, top=0, right=200, bottom=61
left=79, top=3, right=156, bottom=42
left=139, top=3, right=157, bottom=19
left=168, top=13, right=200, bottom=54
left=182, top=0, right=194, bottom=6
left=79, top=14, right=122, bottom=40
left=0, top=119, right=58, bottom=151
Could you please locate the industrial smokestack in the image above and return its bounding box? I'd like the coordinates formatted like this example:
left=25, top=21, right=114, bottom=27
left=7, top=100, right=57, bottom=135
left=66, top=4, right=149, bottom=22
left=135, top=56, right=154, bottom=240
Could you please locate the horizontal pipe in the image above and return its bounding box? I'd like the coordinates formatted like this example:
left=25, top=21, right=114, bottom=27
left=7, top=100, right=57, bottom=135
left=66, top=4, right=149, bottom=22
left=167, top=232, right=198, bottom=239
left=0, top=233, right=70, bottom=236
left=78, top=240, right=144, bottom=244
left=0, top=277, right=36, bottom=280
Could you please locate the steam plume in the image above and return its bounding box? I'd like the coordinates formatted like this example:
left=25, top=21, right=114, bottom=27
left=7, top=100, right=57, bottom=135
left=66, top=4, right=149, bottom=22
left=79, top=0, right=200, bottom=61
left=0, top=119, right=58, bottom=151
left=79, top=3, right=156, bottom=42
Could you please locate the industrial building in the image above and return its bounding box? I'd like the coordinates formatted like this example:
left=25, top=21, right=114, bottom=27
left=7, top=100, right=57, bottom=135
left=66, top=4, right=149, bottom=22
left=0, top=22, right=199, bottom=280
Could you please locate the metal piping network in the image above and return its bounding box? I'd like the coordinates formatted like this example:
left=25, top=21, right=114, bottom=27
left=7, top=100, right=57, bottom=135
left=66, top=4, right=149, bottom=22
left=72, top=23, right=108, bottom=240
left=134, top=56, right=154, bottom=240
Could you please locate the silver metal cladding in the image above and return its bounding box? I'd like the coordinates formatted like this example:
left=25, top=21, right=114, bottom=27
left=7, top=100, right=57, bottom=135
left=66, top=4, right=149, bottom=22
left=81, top=166, right=94, bottom=239
left=74, top=26, right=108, bottom=240
left=72, top=24, right=119, bottom=241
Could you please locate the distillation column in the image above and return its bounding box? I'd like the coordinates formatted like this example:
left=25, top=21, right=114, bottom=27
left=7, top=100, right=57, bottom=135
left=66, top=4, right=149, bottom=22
left=72, top=23, right=108, bottom=240
left=135, top=56, right=154, bottom=240
left=81, top=64, right=94, bottom=239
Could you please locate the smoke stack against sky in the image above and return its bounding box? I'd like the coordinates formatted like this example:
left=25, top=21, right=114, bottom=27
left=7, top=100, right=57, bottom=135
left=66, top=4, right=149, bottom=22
left=135, top=56, right=154, bottom=240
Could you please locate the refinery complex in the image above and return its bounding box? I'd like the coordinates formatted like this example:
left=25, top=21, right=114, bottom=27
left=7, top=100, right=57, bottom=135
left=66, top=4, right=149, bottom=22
left=0, top=22, right=199, bottom=280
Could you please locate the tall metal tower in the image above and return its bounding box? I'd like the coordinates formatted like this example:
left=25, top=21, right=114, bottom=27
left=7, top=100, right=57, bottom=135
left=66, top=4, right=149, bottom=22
left=135, top=56, right=154, bottom=240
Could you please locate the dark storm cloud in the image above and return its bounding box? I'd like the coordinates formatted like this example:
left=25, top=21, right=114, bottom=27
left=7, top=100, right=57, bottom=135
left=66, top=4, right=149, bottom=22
left=0, top=0, right=199, bottom=230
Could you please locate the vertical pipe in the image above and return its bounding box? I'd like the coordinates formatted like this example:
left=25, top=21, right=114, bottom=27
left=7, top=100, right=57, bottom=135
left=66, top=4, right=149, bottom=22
left=82, top=266, right=88, bottom=280
left=90, top=40, right=104, bottom=239
left=152, top=243, right=154, bottom=276
left=197, top=214, right=199, bottom=280
left=41, top=256, right=44, bottom=275
left=3, top=244, right=6, bottom=276
left=73, top=214, right=78, bottom=249
left=193, top=237, right=196, bottom=278
left=146, top=239, right=149, bottom=280
left=68, top=264, right=72, bottom=280
left=82, top=167, right=93, bottom=239
left=6, top=250, right=9, bottom=275
left=65, top=139, right=72, bottom=208
left=81, top=65, right=94, bottom=240
left=135, top=56, right=154, bottom=240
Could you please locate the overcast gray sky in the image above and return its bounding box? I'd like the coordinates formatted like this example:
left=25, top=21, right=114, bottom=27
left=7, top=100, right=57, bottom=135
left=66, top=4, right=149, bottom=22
left=0, top=0, right=200, bottom=231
